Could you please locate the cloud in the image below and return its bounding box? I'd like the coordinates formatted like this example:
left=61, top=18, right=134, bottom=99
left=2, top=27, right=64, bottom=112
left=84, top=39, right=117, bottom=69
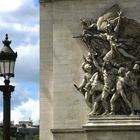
left=0, top=0, right=39, bottom=124
left=11, top=83, right=39, bottom=108
left=0, top=0, right=39, bottom=47
left=0, top=99, right=39, bottom=125
left=11, top=99, right=39, bottom=125
left=13, top=43, right=39, bottom=83
left=0, top=0, right=39, bottom=84
left=0, top=0, right=38, bottom=13
left=0, top=0, right=24, bottom=12
left=0, top=83, right=39, bottom=121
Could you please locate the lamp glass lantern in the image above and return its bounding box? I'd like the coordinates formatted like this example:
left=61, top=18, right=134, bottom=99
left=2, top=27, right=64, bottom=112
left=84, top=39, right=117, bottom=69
left=0, top=34, right=17, bottom=80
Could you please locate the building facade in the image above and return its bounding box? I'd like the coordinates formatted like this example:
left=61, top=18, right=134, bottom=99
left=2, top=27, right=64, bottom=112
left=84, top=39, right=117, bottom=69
left=40, top=0, right=140, bottom=140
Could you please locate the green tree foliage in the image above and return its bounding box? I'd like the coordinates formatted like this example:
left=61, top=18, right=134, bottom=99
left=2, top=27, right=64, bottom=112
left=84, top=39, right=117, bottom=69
left=11, top=137, right=16, bottom=140
left=24, top=135, right=39, bottom=140
left=0, top=130, right=16, bottom=140
left=34, top=135, right=39, bottom=140
left=0, top=129, right=39, bottom=140
left=0, top=129, right=3, bottom=140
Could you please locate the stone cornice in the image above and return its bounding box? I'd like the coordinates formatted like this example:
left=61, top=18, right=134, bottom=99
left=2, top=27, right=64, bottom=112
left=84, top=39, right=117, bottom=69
left=40, top=0, right=52, bottom=3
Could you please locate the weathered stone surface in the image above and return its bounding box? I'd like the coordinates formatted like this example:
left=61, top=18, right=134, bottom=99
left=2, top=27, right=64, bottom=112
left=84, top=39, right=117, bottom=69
left=52, top=117, right=140, bottom=140
left=84, top=115, right=140, bottom=128
left=74, top=4, right=140, bottom=116
left=40, top=0, right=140, bottom=140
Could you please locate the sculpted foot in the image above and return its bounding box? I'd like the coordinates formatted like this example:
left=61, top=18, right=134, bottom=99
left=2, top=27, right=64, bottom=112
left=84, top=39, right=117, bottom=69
left=88, top=111, right=96, bottom=117
left=109, top=111, right=115, bottom=115
left=129, top=112, right=135, bottom=116
left=101, top=111, right=109, bottom=116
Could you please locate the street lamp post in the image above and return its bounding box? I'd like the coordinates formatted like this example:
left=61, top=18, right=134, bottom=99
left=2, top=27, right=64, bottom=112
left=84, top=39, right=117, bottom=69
left=0, top=34, right=17, bottom=140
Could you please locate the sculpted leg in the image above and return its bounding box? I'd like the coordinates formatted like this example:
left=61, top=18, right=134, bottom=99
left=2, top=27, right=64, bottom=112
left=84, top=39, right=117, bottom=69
left=89, top=95, right=101, bottom=116
left=85, top=92, right=92, bottom=108
left=121, top=92, right=134, bottom=115
left=89, top=80, right=103, bottom=116
left=101, top=88, right=109, bottom=115
left=110, top=93, right=119, bottom=115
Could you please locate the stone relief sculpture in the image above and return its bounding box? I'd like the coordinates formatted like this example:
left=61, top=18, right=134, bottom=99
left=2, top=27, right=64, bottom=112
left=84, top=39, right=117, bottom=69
left=74, top=4, right=140, bottom=116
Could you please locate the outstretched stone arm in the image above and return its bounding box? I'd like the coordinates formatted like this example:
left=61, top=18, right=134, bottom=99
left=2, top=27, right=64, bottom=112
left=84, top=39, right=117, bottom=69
left=74, top=76, right=87, bottom=91
left=118, top=48, right=136, bottom=60
left=114, top=11, right=122, bottom=37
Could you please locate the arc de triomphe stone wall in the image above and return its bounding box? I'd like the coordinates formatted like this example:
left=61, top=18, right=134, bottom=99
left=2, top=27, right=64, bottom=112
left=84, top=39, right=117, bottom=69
left=40, top=0, right=140, bottom=140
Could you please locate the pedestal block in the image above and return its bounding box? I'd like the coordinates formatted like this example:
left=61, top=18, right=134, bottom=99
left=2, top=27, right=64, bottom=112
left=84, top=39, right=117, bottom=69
left=83, top=115, right=140, bottom=140
left=52, top=116, right=140, bottom=140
